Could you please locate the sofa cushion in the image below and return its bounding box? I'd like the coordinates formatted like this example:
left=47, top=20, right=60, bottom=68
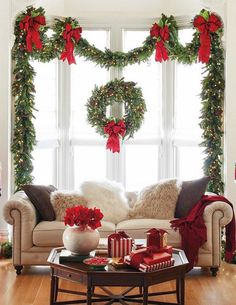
left=129, top=179, right=181, bottom=220
left=50, top=191, right=88, bottom=221
left=116, top=219, right=181, bottom=247
left=23, top=184, right=57, bottom=221
left=33, top=220, right=116, bottom=247
left=81, top=180, right=130, bottom=224
left=175, top=176, right=210, bottom=218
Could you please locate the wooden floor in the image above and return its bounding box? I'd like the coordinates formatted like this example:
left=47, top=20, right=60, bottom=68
left=0, top=260, right=236, bottom=305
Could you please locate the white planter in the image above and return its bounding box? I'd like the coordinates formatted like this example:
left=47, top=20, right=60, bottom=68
left=62, top=226, right=100, bottom=255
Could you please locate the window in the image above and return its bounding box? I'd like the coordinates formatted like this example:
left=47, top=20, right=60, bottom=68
left=31, top=26, right=205, bottom=190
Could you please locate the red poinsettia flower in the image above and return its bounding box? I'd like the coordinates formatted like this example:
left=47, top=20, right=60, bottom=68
left=64, top=205, right=104, bottom=230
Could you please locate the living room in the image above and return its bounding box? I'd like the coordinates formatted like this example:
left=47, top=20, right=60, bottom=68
left=0, top=0, right=236, bottom=304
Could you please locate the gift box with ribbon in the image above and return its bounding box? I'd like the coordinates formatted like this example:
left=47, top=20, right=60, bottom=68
left=108, top=231, right=133, bottom=258
left=124, top=246, right=174, bottom=272
left=146, top=228, right=168, bottom=251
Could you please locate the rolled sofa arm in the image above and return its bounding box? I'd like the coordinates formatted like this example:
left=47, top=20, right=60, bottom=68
left=3, top=191, right=37, bottom=265
left=202, top=200, right=234, bottom=267
left=203, top=200, right=233, bottom=227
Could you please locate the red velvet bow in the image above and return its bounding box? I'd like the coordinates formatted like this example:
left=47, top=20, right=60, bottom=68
left=150, top=23, right=169, bottom=62
left=60, top=23, right=82, bottom=65
left=193, top=13, right=222, bottom=63
left=104, top=120, right=126, bottom=153
left=19, top=15, right=46, bottom=52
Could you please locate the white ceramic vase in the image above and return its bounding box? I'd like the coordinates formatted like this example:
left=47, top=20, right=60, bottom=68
left=62, top=225, right=100, bottom=255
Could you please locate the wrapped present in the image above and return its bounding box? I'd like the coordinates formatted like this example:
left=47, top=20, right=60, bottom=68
left=161, top=245, right=173, bottom=255
left=124, top=255, right=174, bottom=272
left=143, top=252, right=172, bottom=265
left=108, top=231, right=133, bottom=258
left=146, top=228, right=168, bottom=251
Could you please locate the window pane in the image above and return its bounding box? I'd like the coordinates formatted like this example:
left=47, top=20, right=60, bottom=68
left=32, top=60, right=58, bottom=141
left=125, top=145, right=159, bottom=190
left=123, top=30, right=162, bottom=139
left=32, top=148, right=56, bottom=185
left=74, top=146, right=106, bottom=187
left=71, top=30, right=109, bottom=139
left=175, top=146, right=205, bottom=180
left=174, top=29, right=203, bottom=140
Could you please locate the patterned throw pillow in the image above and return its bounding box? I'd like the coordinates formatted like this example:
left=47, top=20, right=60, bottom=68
left=129, top=179, right=181, bottom=220
left=50, top=191, right=88, bottom=221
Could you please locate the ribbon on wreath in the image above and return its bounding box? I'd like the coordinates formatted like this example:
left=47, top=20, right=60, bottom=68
left=19, top=15, right=46, bottom=52
left=104, top=120, right=126, bottom=153
left=193, top=13, right=222, bottom=63
left=60, top=23, right=82, bottom=64
left=150, top=23, right=169, bottom=62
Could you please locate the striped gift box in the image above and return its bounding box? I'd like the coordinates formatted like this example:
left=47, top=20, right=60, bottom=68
left=110, top=237, right=133, bottom=258
left=124, top=255, right=175, bottom=272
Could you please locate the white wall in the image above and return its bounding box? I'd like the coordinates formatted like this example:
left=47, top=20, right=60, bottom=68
left=0, top=1, right=11, bottom=238
left=225, top=0, right=236, bottom=205
left=0, top=0, right=234, bottom=234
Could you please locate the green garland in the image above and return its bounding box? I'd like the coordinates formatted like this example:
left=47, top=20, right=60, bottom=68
left=12, top=6, right=224, bottom=195
left=87, top=79, right=146, bottom=138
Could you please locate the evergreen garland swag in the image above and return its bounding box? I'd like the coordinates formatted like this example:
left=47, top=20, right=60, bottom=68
left=12, top=6, right=224, bottom=195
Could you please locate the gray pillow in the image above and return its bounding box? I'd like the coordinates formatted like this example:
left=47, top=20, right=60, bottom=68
left=23, top=184, right=57, bottom=221
left=174, top=177, right=210, bottom=218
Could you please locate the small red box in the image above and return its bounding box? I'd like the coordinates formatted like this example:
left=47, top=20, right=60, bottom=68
left=143, top=252, right=172, bottom=265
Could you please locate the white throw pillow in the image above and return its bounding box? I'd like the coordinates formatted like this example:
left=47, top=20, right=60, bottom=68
left=80, top=180, right=130, bottom=224
left=129, top=179, right=181, bottom=220
left=51, top=191, right=88, bottom=221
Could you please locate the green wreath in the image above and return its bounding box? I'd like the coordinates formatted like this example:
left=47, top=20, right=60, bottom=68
left=87, top=79, right=146, bottom=152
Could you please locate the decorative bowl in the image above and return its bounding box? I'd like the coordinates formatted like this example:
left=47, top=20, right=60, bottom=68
left=83, top=257, right=110, bottom=270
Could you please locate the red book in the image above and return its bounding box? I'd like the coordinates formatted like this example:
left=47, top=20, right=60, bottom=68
left=143, top=252, right=172, bottom=265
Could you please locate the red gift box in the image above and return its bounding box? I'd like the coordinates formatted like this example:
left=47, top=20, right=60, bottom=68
left=143, top=252, right=172, bottom=265
left=146, top=228, right=168, bottom=251
left=108, top=231, right=133, bottom=258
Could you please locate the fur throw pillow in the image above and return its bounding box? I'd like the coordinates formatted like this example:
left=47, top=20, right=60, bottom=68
left=80, top=180, right=130, bottom=224
left=129, top=179, right=181, bottom=219
left=51, top=191, right=88, bottom=221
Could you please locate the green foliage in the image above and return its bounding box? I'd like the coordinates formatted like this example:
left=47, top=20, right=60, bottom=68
left=0, top=242, right=12, bottom=259
left=87, top=79, right=146, bottom=138
left=12, top=6, right=225, bottom=195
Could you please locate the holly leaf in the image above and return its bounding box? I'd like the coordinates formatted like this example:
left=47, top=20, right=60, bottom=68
left=201, top=9, right=209, bottom=21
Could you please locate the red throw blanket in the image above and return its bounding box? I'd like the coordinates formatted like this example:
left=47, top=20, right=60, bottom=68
left=170, top=195, right=236, bottom=271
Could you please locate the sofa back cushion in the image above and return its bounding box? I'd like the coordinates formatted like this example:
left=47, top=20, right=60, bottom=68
left=50, top=191, right=89, bottom=221
left=81, top=180, right=130, bottom=224
left=129, top=179, right=181, bottom=220
left=174, top=176, right=210, bottom=218
left=23, top=184, right=57, bottom=221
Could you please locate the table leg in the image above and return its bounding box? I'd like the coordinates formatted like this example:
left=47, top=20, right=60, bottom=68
left=87, top=285, right=92, bottom=305
left=143, top=286, right=148, bottom=305
left=176, top=277, right=185, bottom=305
left=50, top=275, right=56, bottom=305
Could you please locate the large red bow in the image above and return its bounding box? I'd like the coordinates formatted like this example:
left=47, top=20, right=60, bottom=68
left=60, top=23, right=82, bottom=65
left=19, top=15, right=46, bottom=52
left=193, top=13, right=222, bottom=63
left=104, top=120, right=126, bottom=153
left=150, top=23, right=169, bottom=62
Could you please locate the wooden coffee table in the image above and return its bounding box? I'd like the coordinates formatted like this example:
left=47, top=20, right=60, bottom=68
left=48, top=247, right=188, bottom=305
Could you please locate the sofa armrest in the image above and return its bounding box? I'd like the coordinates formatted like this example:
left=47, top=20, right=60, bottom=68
left=3, top=191, right=37, bottom=265
left=203, top=200, right=233, bottom=227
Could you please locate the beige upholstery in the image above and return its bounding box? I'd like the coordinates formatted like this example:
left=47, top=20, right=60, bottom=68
left=3, top=191, right=233, bottom=272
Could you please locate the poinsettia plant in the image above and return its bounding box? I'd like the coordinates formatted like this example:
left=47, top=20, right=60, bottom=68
left=64, top=205, right=104, bottom=230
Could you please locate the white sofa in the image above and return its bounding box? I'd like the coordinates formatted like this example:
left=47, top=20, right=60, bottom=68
left=3, top=190, right=233, bottom=276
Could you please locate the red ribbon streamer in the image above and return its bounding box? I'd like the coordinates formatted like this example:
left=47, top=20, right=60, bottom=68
left=60, top=23, right=82, bottom=65
left=19, top=15, right=46, bottom=52
left=193, top=13, right=222, bottom=63
left=104, top=120, right=126, bottom=153
left=150, top=23, right=169, bottom=62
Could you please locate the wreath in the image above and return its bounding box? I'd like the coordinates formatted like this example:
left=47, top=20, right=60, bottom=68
left=87, top=79, right=146, bottom=153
